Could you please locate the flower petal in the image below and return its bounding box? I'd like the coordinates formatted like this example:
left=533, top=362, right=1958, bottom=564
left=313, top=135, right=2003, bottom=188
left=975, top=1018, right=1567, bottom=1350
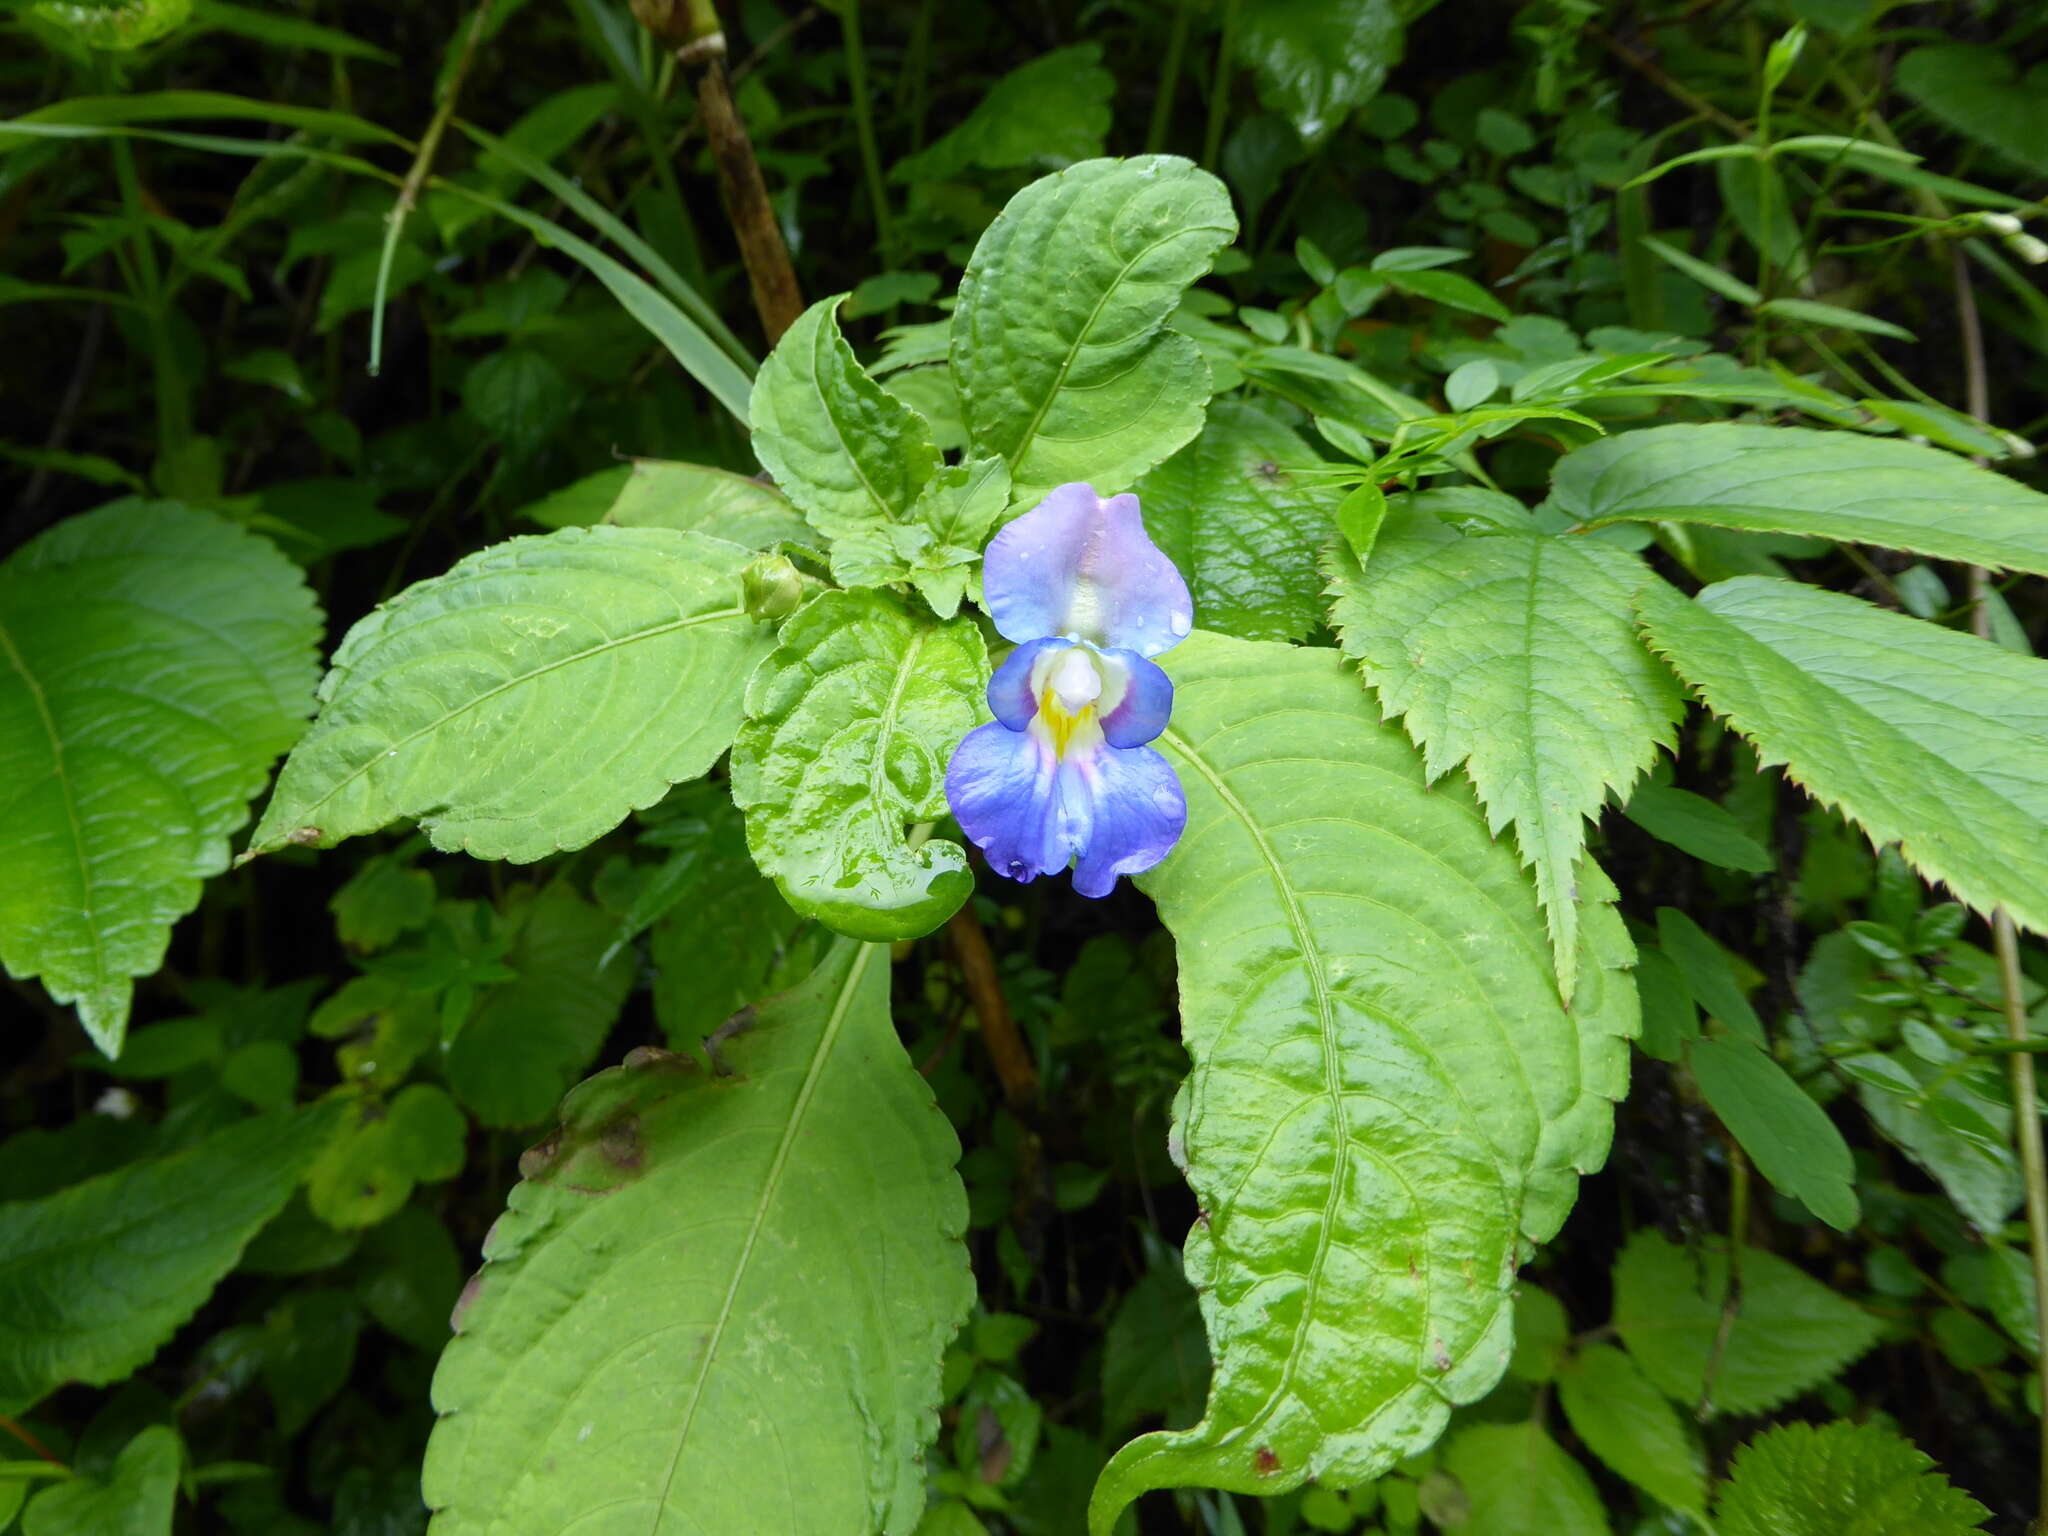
left=1062, top=742, right=1187, bottom=898
left=945, top=720, right=1069, bottom=883
left=1096, top=648, right=1174, bottom=748
left=986, top=636, right=1068, bottom=729
left=982, top=482, right=1193, bottom=656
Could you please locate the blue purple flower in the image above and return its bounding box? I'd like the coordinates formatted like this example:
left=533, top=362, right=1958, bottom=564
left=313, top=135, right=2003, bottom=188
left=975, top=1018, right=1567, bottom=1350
left=944, top=483, right=1193, bottom=897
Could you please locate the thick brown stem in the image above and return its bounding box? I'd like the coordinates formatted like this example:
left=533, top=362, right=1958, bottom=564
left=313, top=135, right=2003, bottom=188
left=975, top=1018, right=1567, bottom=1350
left=691, top=47, right=804, bottom=344
left=947, top=904, right=1039, bottom=1112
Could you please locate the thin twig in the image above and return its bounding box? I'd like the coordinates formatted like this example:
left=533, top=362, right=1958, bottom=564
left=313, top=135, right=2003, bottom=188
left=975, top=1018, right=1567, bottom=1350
left=1589, top=22, right=1752, bottom=141
left=946, top=903, right=1039, bottom=1111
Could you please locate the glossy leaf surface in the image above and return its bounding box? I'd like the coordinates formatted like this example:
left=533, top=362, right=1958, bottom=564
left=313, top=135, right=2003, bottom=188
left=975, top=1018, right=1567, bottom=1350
left=424, top=941, right=972, bottom=1535
left=0, top=501, right=320, bottom=1053
left=251, top=526, right=773, bottom=863
left=1236, top=0, right=1404, bottom=146
left=1091, top=632, right=1635, bottom=1528
left=953, top=156, right=1237, bottom=501
left=731, top=590, right=986, bottom=941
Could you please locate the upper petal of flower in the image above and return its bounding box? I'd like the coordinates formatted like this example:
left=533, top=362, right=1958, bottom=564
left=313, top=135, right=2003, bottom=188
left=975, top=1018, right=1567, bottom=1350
left=982, top=482, right=1193, bottom=657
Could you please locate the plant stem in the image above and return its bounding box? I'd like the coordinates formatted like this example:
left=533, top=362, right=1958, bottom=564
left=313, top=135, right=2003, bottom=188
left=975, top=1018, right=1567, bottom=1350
left=1697, top=1140, right=1749, bottom=1421
left=1201, top=0, right=1240, bottom=171
left=372, top=0, right=496, bottom=377
left=1146, top=0, right=1192, bottom=155
left=108, top=134, right=187, bottom=462
left=839, top=0, right=893, bottom=257
left=947, top=903, right=1038, bottom=1112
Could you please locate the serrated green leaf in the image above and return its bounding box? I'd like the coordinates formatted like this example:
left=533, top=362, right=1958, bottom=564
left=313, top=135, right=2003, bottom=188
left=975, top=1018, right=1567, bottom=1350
left=1236, top=0, right=1403, bottom=147
left=423, top=940, right=972, bottom=1535
left=1611, top=1231, right=1880, bottom=1416
left=1089, top=632, right=1636, bottom=1528
left=250, top=526, right=773, bottom=863
left=1507, top=1287, right=1569, bottom=1383
left=1133, top=399, right=1344, bottom=642
left=1691, top=1035, right=1858, bottom=1230
left=1557, top=1344, right=1705, bottom=1515
left=20, top=1425, right=179, bottom=1536
left=749, top=294, right=942, bottom=586
left=1894, top=44, right=2048, bottom=177
left=1101, top=1252, right=1209, bottom=1437
left=1328, top=528, right=1682, bottom=998
left=1637, top=576, right=2048, bottom=940
left=0, top=501, right=321, bottom=1053
left=1716, top=1420, right=1990, bottom=1536
left=0, top=1105, right=334, bottom=1413
left=732, top=590, right=985, bottom=941
left=444, top=882, right=635, bottom=1128
left=1554, top=424, right=2048, bottom=576
left=894, top=456, right=1014, bottom=620
left=953, top=157, right=1237, bottom=502
left=1440, top=1421, right=1609, bottom=1536
left=892, top=45, right=1113, bottom=182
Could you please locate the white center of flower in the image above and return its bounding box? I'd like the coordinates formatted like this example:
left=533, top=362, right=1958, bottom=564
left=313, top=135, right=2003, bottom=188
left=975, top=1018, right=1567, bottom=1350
left=1048, top=647, right=1103, bottom=715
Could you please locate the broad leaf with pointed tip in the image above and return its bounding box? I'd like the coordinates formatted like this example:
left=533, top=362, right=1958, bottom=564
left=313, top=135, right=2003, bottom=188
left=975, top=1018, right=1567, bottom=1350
left=1328, top=528, right=1682, bottom=997
left=1637, top=576, right=2048, bottom=938
left=250, top=526, right=773, bottom=864
left=1088, top=632, right=1635, bottom=1531
left=423, top=940, right=972, bottom=1536
left=749, top=294, right=941, bottom=587
left=1237, top=0, right=1405, bottom=147
left=953, top=156, right=1237, bottom=502
left=1551, top=423, right=2048, bottom=576
left=0, top=501, right=320, bottom=1054
left=731, top=589, right=986, bottom=942
left=1134, top=398, right=1345, bottom=642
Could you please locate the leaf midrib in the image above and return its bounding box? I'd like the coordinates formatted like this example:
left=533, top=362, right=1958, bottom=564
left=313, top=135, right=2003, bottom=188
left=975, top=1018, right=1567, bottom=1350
left=0, top=614, right=103, bottom=989
left=651, top=942, right=876, bottom=1527
left=260, top=604, right=747, bottom=846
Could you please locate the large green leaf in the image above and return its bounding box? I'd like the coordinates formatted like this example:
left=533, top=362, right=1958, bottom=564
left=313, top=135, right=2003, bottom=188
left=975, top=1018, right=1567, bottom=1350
left=731, top=590, right=986, bottom=942
left=953, top=156, right=1237, bottom=502
left=1894, top=45, right=2048, bottom=178
left=1237, top=0, right=1404, bottom=147
left=1090, top=632, right=1636, bottom=1528
left=1637, top=576, right=2048, bottom=938
left=1440, top=1421, right=1609, bottom=1536
left=1610, top=1231, right=1880, bottom=1416
left=749, top=294, right=941, bottom=586
left=0, top=1105, right=334, bottom=1413
left=1328, top=527, right=1682, bottom=998
left=423, top=940, right=972, bottom=1535
left=1715, top=1420, right=1990, bottom=1536
left=1133, top=398, right=1344, bottom=642
left=250, top=526, right=773, bottom=863
left=444, top=882, right=635, bottom=1128
left=0, top=501, right=320, bottom=1053
left=891, top=45, right=1114, bottom=183
left=1552, top=424, right=2048, bottom=577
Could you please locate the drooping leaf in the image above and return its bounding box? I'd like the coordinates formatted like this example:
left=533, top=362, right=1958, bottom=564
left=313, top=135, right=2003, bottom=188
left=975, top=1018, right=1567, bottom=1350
left=423, top=940, right=973, bottom=1536
left=442, top=882, right=635, bottom=1128
left=1552, top=424, right=2048, bottom=577
left=1610, top=1231, right=1881, bottom=1416
left=892, top=46, right=1114, bottom=182
left=250, top=526, right=774, bottom=863
left=1090, top=632, right=1636, bottom=1528
left=749, top=294, right=941, bottom=587
left=953, top=156, right=1238, bottom=502
left=1621, top=782, right=1774, bottom=873
left=1637, top=576, right=2048, bottom=939
left=1894, top=45, right=2048, bottom=177
left=1328, top=528, right=1682, bottom=997
left=1439, top=1421, right=1610, bottom=1536
left=0, top=501, right=321, bottom=1053
left=1715, top=1420, right=1990, bottom=1536
left=731, top=589, right=985, bottom=942
left=19, top=1425, right=180, bottom=1536
left=1132, top=398, right=1344, bottom=642
left=0, top=1105, right=335, bottom=1413
left=604, top=458, right=812, bottom=549
left=1236, top=0, right=1405, bottom=147
left=1691, top=1035, right=1858, bottom=1230
left=1557, top=1344, right=1706, bottom=1516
